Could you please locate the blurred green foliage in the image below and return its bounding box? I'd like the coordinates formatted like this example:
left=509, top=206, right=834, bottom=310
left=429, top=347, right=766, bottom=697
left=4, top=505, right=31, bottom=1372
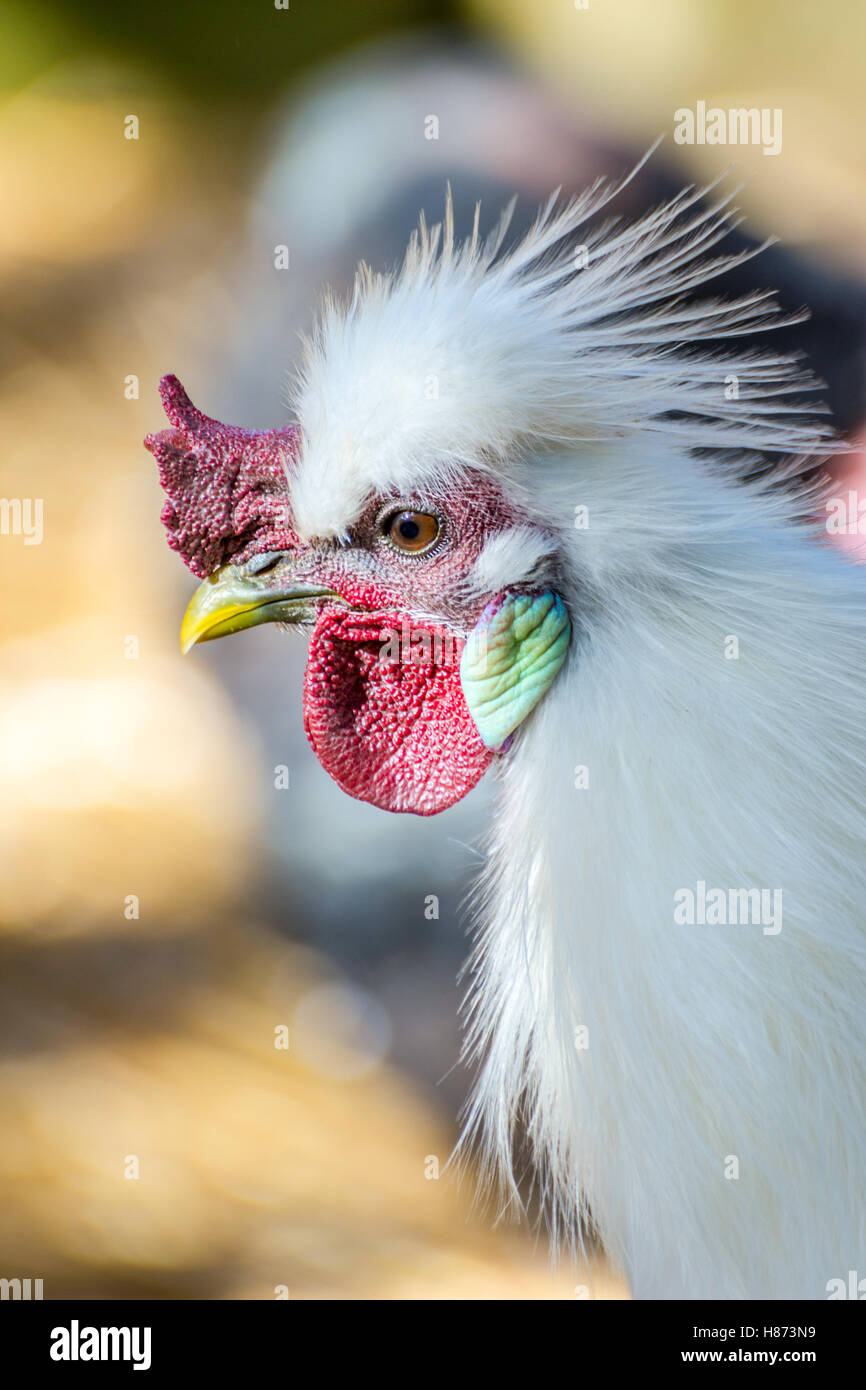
left=1, top=0, right=456, bottom=99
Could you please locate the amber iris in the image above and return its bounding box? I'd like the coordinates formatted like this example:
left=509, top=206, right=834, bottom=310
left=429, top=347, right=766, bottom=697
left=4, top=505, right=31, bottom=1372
left=384, top=509, right=440, bottom=554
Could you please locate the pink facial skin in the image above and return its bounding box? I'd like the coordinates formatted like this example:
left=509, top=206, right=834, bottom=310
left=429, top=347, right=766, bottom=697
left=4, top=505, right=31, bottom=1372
left=146, top=376, right=540, bottom=815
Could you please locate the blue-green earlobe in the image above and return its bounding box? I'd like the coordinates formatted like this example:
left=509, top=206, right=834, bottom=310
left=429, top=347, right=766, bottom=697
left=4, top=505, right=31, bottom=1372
left=459, top=591, right=571, bottom=751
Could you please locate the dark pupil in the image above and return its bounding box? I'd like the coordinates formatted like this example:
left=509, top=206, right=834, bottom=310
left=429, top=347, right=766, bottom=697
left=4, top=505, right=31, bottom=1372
left=398, top=516, right=420, bottom=541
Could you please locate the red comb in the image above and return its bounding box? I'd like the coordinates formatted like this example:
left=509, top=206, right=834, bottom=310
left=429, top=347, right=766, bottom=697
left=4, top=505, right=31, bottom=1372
left=144, top=375, right=300, bottom=578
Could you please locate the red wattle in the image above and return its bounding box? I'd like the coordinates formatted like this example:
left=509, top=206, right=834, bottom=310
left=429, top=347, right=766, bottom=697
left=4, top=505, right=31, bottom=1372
left=302, top=607, right=494, bottom=816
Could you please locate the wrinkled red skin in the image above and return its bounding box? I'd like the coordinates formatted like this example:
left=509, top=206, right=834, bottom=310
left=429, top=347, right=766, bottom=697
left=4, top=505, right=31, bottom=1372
left=144, top=375, right=300, bottom=577
left=145, top=376, right=532, bottom=815
left=304, top=607, right=493, bottom=815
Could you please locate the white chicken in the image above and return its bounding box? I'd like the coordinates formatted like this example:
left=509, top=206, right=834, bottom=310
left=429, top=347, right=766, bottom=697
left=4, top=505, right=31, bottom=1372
left=148, top=159, right=866, bottom=1299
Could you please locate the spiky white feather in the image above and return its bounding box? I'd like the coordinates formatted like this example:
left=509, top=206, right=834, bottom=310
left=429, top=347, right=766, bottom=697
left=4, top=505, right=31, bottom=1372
left=291, top=154, right=830, bottom=540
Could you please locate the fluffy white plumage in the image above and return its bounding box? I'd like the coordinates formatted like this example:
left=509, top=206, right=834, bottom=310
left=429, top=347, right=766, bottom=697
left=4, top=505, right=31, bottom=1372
left=291, top=158, right=866, bottom=1298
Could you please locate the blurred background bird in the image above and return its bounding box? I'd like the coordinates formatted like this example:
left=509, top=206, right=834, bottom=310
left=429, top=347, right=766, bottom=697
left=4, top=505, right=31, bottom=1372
left=2, top=0, right=866, bottom=1300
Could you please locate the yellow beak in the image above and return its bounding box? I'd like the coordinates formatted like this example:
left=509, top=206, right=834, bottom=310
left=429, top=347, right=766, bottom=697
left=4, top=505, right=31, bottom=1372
left=180, top=554, right=341, bottom=654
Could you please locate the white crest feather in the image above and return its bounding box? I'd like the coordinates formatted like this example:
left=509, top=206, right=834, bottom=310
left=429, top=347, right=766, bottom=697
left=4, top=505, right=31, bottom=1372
left=290, top=155, right=831, bottom=538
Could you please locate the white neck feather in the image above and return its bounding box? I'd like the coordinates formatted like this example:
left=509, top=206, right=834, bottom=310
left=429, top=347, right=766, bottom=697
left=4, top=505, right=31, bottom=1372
left=462, top=442, right=866, bottom=1299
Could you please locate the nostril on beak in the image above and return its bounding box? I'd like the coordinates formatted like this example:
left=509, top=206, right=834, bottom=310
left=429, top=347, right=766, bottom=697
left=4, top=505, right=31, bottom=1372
left=245, top=551, right=283, bottom=576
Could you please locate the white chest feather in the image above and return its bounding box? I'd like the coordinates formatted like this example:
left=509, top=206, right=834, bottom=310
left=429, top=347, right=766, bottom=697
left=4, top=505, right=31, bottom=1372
left=463, top=469, right=866, bottom=1299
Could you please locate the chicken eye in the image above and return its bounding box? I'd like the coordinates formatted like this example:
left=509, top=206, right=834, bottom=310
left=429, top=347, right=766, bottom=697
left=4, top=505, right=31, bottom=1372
left=382, top=508, right=441, bottom=555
